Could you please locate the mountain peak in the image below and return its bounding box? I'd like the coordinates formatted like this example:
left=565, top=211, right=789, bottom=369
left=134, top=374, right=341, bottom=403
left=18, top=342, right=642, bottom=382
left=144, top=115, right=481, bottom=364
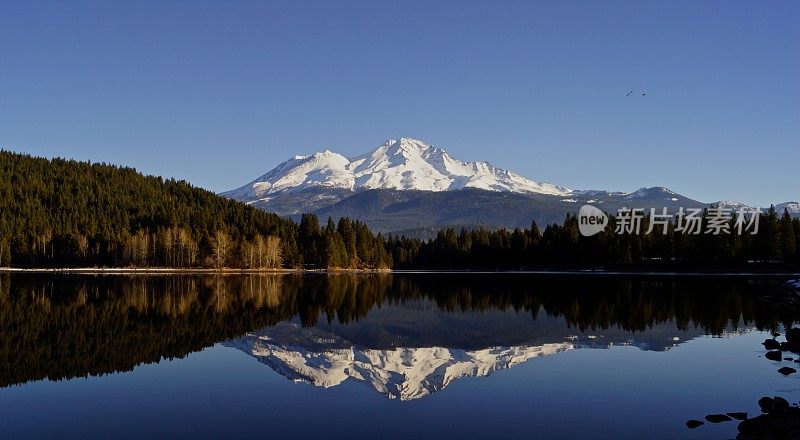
left=623, top=187, right=679, bottom=200
left=310, top=149, right=343, bottom=159
left=398, top=136, right=432, bottom=148
left=385, top=137, right=431, bottom=147
left=398, top=138, right=432, bottom=153
left=224, top=138, right=572, bottom=199
left=375, top=138, right=436, bottom=162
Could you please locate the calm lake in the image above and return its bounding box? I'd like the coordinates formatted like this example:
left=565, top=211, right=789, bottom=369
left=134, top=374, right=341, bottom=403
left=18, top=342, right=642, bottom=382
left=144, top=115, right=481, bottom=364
left=0, top=273, right=797, bottom=439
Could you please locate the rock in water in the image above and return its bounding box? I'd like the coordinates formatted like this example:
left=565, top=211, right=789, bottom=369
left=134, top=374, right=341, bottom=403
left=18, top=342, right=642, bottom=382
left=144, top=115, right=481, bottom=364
left=737, top=415, right=770, bottom=437
left=786, top=328, right=800, bottom=346
left=778, top=367, right=797, bottom=376
left=685, top=419, right=704, bottom=429
left=759, top=397, right=775, bottom=413
left=764, top=339, right=781, bottom=350
left=738, top=409, right=800, bottom=438
left=766, top=350, right=783, bottom=361
left=774, top=397, right=791, bottom=412
left=727, top=412, right=748, bottom=420
left=705, top=414, right=732, bottom=423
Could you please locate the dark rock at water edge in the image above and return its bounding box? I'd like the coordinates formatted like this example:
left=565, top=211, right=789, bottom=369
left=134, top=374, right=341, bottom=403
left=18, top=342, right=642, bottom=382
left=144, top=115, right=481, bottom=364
left=727, top=412, right=748, bottom=421
left=778, top=367, right=797, bottom=376
left=759, top=396, right=792, bottom=414
left=737, top=412, right=800, bottom=439
left=760, top=397, right=777, bottom=413
left=786, top=328, right=800, bottom=347
left=766, top=351, right=784, bottom=361
left=765, top=339, right=782, bottom=350
left=706, top=414, right=733, bottom=423
left=777, top=327, right=800, bottom=354
left=685, top=419, right=704, bottom=429
left=738, top=397, right=800, bottom=439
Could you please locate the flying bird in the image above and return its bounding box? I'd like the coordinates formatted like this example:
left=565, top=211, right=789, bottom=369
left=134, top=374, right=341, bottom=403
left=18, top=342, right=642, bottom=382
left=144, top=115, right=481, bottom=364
left=642, top=92, right=647, bottom=97
left=626, top=90, right=634, bottom=96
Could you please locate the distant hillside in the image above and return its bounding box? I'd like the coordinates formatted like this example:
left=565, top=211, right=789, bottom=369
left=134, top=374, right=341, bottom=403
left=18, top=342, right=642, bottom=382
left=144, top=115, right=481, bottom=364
left=305, top=187, right=706, bottom=235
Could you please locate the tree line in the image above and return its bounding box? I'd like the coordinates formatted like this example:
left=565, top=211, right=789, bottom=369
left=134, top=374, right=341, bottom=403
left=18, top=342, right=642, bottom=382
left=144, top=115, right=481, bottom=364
left=2, top=150, right=797, bottom=270
left=387, top=208, right=800, bottom=270
left=0, top=150, right=391, bottom=269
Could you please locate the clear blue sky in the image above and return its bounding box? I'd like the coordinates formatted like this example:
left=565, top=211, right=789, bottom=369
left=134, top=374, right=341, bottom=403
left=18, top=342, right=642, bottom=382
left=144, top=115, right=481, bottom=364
left=1, top=1, right=797, bottom=206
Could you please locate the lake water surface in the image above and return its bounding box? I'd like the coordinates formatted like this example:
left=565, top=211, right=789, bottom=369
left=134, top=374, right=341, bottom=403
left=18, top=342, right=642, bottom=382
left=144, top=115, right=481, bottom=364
left=0, top=273, right=797, bottom=439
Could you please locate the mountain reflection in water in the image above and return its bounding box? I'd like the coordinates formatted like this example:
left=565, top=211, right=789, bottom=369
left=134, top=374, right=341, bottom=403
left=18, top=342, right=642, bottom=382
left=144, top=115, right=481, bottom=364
left=0, top=273, right=792, bottom=392
left=227, top=322, right=574, bottom=401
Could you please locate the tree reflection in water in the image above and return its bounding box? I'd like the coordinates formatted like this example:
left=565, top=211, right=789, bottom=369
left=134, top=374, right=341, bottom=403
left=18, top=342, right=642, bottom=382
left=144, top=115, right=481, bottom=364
left=0, top=273, right=793, bottom=389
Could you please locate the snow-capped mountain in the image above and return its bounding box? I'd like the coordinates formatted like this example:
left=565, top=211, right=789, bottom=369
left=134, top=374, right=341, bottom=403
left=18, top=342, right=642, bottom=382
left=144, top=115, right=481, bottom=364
left=223, top=137, right=572, bottom=202
left=776, top=202, right=800, bottom=214
left=712, top=200, right=800, bottom=216
left=222, top=137, right=792, bottom=233
left=623, top=187, right=681, bottom=201
left=713, top=200, right=753, bottom=211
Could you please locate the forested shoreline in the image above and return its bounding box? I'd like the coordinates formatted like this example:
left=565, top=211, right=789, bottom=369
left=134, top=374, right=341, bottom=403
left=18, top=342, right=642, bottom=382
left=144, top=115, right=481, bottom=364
left=0, top=151, right=391, bottom=269
left=1, top=150, right=798, bottom=271
left=387, top=208, right=800, bottom=271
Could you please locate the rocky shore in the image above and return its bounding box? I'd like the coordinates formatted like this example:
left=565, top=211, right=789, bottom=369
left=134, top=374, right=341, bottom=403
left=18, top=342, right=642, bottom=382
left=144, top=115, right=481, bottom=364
left=686, top=280, right=800, bottom=439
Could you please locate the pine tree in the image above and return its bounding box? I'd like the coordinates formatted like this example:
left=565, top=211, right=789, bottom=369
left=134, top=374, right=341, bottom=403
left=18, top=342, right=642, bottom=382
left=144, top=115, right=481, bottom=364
left=794, top=218, right=800, bottom=261
left=322, top=218, right=348, bottom=268
left=337, top=218, right=357, bottom=268
left=780, top=210, right=797, bottom=263
left=298, top=214, right=322, bottom=267
left=756, top=207, right=782, bottom=262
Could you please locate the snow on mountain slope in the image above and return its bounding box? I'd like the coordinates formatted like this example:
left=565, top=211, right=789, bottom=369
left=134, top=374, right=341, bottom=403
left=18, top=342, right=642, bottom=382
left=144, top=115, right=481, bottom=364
left=223, top=137, right=572, bottom=201
left=222, top=150, right=353, bottom=201
left=712, top=200, right=800, bottom=214
left=776, top=201, right=800, bottom=214
left=713, top=200, right=752, bottom=211
left=623, top=187, right=679, bottom=201
left=221, top=136, right=789, bottom=224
